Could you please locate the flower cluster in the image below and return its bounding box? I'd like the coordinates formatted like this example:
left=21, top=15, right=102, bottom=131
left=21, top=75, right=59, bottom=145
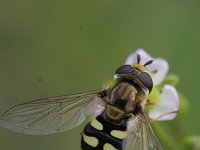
left=125, top=49, right=179, bottom=121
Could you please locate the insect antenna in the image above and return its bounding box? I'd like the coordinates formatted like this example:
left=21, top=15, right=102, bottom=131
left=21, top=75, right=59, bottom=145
left=137, top=53, right=141, bottom=64
left=144, top=60, right=154, bottom=66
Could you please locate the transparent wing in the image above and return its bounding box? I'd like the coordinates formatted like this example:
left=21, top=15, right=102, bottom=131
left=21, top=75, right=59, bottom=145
left=0, top=90, right=105, bottom=135
left=123, top=111, right=164, bottom=150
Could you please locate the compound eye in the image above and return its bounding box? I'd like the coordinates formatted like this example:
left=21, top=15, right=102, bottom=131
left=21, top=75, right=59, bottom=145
left=115, top=65, right=132, bottom=74
left=138, top=72, right=153, bottom=93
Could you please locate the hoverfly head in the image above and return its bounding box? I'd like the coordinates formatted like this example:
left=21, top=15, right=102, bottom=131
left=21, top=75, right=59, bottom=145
left=114, top=53, right=154, bottom=95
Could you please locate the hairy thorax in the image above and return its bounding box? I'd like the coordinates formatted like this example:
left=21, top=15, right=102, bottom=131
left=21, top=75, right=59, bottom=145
left=105, top=81, right=145, bottom=121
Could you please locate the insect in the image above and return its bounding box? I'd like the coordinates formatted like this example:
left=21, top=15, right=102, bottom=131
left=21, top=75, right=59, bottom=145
left=0, top=54, right=164, bottom=150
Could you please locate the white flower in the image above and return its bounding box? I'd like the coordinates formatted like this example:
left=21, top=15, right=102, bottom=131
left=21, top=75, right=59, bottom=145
left=148, top=85, right=179, bottom=121
left=125, top=48, right=180, bottom=121
left=126, top=48, right=169, bottom=85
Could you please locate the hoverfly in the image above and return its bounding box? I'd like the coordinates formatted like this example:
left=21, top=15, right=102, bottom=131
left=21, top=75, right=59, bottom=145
left=0, top=54, right=164, bottom=150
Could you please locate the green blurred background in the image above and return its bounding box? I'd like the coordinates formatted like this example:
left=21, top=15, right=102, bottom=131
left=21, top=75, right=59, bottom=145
left=0, top=0, right=200, bottom=149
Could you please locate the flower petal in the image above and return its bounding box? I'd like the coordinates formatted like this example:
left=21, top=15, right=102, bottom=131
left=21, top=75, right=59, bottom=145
left=148, top=85, right=179, bottom=121
left=147, top=58, right=169, bottom=85
left=125, top=48, right=169, bottom=85
left=125, top=48, right=152, bottom=65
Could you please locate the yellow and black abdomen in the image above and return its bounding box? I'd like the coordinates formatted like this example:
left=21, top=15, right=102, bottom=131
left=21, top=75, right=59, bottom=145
left=81, top=112, right=127, bottom=150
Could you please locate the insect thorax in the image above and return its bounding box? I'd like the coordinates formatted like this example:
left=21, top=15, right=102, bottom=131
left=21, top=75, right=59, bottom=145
left=105, top=80, right=145, bottom=121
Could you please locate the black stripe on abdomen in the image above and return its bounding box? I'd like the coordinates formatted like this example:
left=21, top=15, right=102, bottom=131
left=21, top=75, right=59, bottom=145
left=81, top=112, right=127, bottom=150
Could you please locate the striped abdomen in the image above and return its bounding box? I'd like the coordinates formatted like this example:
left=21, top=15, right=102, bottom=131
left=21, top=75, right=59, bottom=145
left=81, top=112, right=127, bottom=150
